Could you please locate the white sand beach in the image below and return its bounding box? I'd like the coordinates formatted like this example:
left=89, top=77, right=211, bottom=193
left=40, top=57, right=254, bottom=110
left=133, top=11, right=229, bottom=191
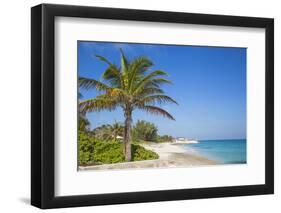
left=79, top=142, right=219, bottom=171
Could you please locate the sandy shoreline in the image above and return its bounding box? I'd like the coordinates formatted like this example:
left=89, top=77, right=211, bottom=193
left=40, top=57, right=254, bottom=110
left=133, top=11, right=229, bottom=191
left=79, top=142, right=219, bottom=171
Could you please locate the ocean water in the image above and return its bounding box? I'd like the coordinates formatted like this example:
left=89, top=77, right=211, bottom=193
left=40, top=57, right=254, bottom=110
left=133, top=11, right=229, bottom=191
left=183, top=139, right=246, bottom=164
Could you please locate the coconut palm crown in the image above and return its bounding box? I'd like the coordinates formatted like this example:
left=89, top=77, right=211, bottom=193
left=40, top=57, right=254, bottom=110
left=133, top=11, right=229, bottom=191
left=79, top=50, right=178, bottom=161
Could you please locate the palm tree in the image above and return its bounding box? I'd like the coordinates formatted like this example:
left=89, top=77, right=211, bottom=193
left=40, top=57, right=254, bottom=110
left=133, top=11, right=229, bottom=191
left=78, top=112, right=90, bottom=132
left=79, top=50, right=177, bottom=161
left=93, top=124, right=113, bottom=140
left=92, top=122, right=124, bottom=141
left=110, top=122, right=124, bottom=141
left=78, top=92, right=90, bottom=132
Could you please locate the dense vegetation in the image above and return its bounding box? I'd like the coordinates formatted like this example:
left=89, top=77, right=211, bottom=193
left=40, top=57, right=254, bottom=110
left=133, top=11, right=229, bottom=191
left=92, top=122, right=124, bottom=141
left=78, top=118, right=174, bottom=166
left=133, top=120, right=158, bottom=142
left=78, top=132, right=159, bottom=166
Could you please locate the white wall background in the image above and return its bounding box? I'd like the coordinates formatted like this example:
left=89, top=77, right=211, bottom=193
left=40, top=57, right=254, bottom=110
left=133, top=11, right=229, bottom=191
left=0, top=0, right=279, bottom=212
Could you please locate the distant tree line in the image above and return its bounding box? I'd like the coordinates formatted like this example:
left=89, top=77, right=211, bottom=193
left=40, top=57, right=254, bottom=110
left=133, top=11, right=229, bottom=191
left=80, top=117, right=173, bottom=143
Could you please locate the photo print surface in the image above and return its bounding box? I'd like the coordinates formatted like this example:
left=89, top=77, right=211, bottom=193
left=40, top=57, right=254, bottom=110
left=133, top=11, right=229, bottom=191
left=77, top=41, right=246, bottom=171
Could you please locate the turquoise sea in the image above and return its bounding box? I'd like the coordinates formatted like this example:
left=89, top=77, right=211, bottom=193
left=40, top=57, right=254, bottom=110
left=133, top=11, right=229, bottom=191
left=183, top=139, right=246, bottom=164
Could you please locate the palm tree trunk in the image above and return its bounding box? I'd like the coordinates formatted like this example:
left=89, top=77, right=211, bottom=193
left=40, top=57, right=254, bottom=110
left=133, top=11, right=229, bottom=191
left=123, top=108, right=132, bottom=161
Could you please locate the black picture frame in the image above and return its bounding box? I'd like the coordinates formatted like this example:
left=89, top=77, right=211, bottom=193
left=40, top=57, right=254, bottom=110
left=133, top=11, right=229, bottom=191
left=31, top=3, right=274, bottom=209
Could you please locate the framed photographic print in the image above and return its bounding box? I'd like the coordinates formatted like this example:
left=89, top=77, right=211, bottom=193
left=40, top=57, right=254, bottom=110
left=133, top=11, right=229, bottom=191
left=31, top=3, right=274, bottom=209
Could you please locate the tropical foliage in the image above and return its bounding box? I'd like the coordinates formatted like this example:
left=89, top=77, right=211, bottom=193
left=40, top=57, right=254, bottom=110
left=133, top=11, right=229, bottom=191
left=78, top=111, right=90, bottom=132
left=133, top=120, right=158, bottom=142
left=79, top=50, right=177, bottom=161
left=92, top=122, right=124, bottom=141
left=78, top=132, right=159, bottom=166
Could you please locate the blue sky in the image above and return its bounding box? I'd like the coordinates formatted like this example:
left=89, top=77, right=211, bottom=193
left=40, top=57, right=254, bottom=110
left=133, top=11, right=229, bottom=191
left=78, top=41, right=246, bottom=140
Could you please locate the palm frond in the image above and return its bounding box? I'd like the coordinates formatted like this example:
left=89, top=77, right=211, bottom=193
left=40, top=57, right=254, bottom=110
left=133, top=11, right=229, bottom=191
left=119, top=49, right=130, bottom=90
left=133, top=70, right=169, bottom=94
left=120, top=49, right=129, bottom=74
left=138, top=95, right=178, bottom=106
left=139, top=78, right=172, bottom=91
left=107, top=88, right=129, bottom=103
left=137, top=87, right=165, bottom=96
left=79, top=95, right=118, bottom=113
left=79, top=77, right=110, bottom=91
left=151, top=78, right=172, bottom=85
left=128, top=56, right=153, bottom=91
left=137, top=105, right=175, bottom=120
left=101, top=64, right=122, bottom=87
left=95, top=55, right=112, bottom=65
left=102, top=64, right=120, bottom=79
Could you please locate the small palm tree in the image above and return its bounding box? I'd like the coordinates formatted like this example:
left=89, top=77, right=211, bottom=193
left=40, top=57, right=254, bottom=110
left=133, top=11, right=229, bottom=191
left=78, top=112, right=90, bottom=132
left=110, top=122, right=124, bottom=141
left=93, top=122, right=124, bottom=141
left=93, top=124, right=113, bottom=140
left=79, top=50, right=177, bottom=161
left=78, top=92, right=90, bottom=132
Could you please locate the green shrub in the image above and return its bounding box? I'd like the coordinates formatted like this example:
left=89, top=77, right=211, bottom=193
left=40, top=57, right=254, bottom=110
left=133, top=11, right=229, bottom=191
left=79, top=151, right=91, bottom=165
left=93, top=140, right=125, bottom=164
left=132, top=144, right=159, bottom=161
left=78, top=132, right=95, bottom=165
left=78, top=132, right=159, bottom=166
